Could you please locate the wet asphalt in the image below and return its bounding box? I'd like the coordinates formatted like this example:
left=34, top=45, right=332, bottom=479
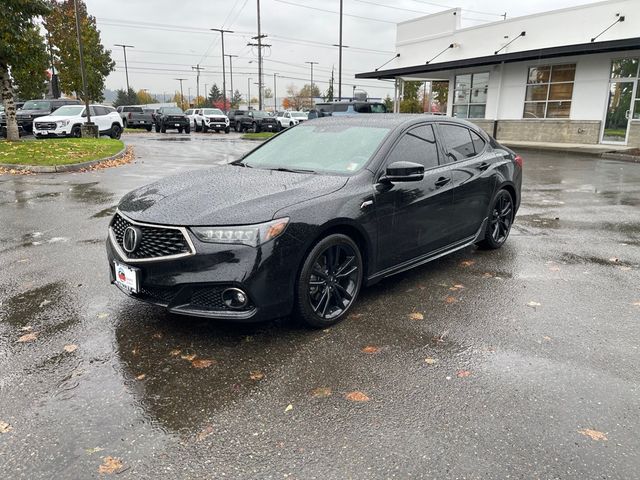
left=0, top=131, right=639, bottom=479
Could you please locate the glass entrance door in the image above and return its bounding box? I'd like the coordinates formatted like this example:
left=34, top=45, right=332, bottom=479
left=602, top=81, right=635, bottom=143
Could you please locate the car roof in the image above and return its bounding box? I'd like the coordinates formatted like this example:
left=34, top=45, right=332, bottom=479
left=304, top=114, right=481, bottom=131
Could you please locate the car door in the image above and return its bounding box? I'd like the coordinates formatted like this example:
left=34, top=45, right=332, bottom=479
left=87, top=106, right=105, bottom=132
left=374, top=123, right=456, bottom=270
left=437, top=122, right=497, bottom=240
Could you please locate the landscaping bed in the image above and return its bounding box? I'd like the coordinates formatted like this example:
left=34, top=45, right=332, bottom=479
left=241, top=132, right=275, bottom=140
left=0, top=138, right=124, bottom=166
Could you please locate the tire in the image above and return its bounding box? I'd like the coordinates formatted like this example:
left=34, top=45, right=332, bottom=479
left=214, top=129, right=219, bottom=133
left=202, top=122, right=208, bottom=133
left=234, top=122, right=240, bottom=133
left=194, top=120, right=201, bottom=132
left=122, top=119, right=128, bottom=128
left=110, top=124, right=122, bottom=139
left=276, top=123, right=282, bottom=132
left=185, top=125, right=190, bottom=134
left=160, top=123, right=166, bottom=133
left=146, top=126, right=152, bottom=132
left=289, top=122, right=294, bottom=127
left=251, top=122, right=259, bottom=133
left=155, top=123, right=160, bottom=133
left=225, top=126, right=230, bottom=134
left=294, top=234, right=363, bottom=328
left=476, top=189, right=515, bottom=250
left=70, top=125, right=81, bottom=138
left=35, top=134, right=45, bottom=140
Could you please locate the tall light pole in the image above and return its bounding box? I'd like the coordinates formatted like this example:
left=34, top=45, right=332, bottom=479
left=305, top=61, right=318, bottom=106
left=338, top=0, right=343, bottom=101
left=192, top=64, right=205, bottom=106
left=225, top=54, right=238, bottom=106
left=273, top=73, right=278, bottom=110
left=204, top=83, right=208, bottom=105
left=211, top=28, right=233, bottom=111
left=74, top=0, right=93, bottom=133
left=175, top=78, right=186, bottom=109
left=257, top=0, right=263, bottom=109
left=247, top=77, right=252, bottom=109
left=114, top=44, right=134, bottom=94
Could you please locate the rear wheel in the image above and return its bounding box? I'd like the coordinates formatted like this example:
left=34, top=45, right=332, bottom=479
left=295, top=234, right=363, bottom=328
left=155, top=123, right=161, bottom=133
left=476, top=189, right=514, bottom=250
left=234, top=122, right=240, bottom=132
left=225, top=126, right=230, bottom=134
left=122, top=119, right=128, bottom=128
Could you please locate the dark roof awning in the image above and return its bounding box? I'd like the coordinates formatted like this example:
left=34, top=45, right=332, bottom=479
left=356, top=37, right=640, bottom=79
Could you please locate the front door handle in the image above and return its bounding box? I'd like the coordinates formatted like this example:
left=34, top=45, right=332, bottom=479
left=478, top=162, right=490, bottom=171
left=434, top=177, right=451, bottom=188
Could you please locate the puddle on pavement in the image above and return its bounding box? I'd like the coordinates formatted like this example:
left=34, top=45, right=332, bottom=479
left=68, top=182, right=113, bottom=204
left=92, top=206, right=117, bottom=218
left=0, top=282, right=66, bottom=328
left=558, top=252, right=636, bottom=268
left=154, top=137, right=192, bottom=142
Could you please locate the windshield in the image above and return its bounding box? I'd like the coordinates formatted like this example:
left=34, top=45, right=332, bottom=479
left=203, top=109, right=223, bottom=115
left=51, top=106, right=85, bottom=116
left=370, top=103, right=387, bottom=113
left=22, top=100, right=51, bottom=111
left=241, top=123, right=390, bottom=174
left=291, top=112, right=307, bottom=118
left=251, top=111, right=269, bottom=118
left=163, top=107, right=183, bottom=114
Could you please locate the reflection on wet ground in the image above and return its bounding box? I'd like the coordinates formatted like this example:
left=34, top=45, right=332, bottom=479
left=1, top=138, right=639, bottom=478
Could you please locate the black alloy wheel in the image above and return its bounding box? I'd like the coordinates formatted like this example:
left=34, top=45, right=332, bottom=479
left=296, top=234, right=363, bottom=327
left=477, top=189, right=514, bottom=249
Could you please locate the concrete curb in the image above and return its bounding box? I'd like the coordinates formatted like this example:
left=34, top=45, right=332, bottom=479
left=600, top=152, right=640, bottom=163
left=0, top=146, right=127, bottom=173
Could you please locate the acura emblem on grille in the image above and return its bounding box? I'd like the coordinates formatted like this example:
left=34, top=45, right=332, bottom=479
left=123, top=226, right=142, bottom=253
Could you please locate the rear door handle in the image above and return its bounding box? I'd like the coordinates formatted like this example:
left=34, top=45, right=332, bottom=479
left=478, top=162, right=490, bottom=171
left=434, top=177, right=451, bottom=188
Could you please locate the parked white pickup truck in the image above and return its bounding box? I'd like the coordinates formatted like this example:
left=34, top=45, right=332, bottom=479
left=199, top=108, right=230, bottom=133
left=274, top=110, right=307, bottom=130
left=33, top=104, right=123, bottom=139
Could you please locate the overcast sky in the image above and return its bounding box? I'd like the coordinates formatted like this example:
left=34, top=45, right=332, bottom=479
left=86, top=0, right=601, bottom=103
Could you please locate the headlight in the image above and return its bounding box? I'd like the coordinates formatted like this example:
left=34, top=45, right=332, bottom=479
left=191, top=217, right=289, bottom=247
left=56, top=120, right=70, bottom=127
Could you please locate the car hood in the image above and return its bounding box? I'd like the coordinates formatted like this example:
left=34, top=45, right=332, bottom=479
left=17, top=110, right=49, bottom=116
left=118, top=164, right=348, bottom=226
left=32, top=115, right=60, bottom=122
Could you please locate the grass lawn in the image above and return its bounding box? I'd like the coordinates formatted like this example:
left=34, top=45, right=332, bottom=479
left=0, top=138, right=124, bottom=166
left=242, top=132, right=276, bottom=140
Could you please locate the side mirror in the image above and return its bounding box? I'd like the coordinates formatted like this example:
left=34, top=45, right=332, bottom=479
left=381, top=161, right=424, bottom=183
left=81, top=111, right=88, bottom=117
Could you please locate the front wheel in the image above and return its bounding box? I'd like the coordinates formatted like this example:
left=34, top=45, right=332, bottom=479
left=70, top=125, right=81, bottom=138
left=177, top=127, right=183, bottom=133
left=155, top=123, right=160, bottom=133
left=295, top=234, right=363, bottom=328
left=185, top=125, right=191, bottom=134
left=234, top=122, right=240, bottom=132
left=202, top=122, right=208, bottom=133
left=110, top=124, right=122, bottom=139
left=225, top=126, right=230, bottom=134
left=476, top=189, right=514, bottom=250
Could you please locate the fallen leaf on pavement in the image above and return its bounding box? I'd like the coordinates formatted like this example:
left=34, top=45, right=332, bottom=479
left=249, top=371, right=265, bottom=380
left=361, top=345, right=379, bottom=354
left=345, top=391, right=370, bottom=402
left=63, top=344, right=78, bottom=353
left=424, top=357, right=438, bottom=365
left=0, top=421, right=12, bottom=433
left=578, top=429, right=607, bottom=441
left=85, top=447, right=104, bottom=454
left=192, top=359, right=215, bottom=369
left=527, top=301, right=542, bottom=308
left=445, top=296, right=457, bottom=304
left=195, top=425, right=214, bottom=442
left=409, top=312, right=424, bottom=320
left=39, top=299, right=51, bottom=308
left=632, top=301, right=640, bottom=307
left=456, top=370, right=472, bottom=378
left=310, top=387, right=332, bottom=398
left=460, top=260, right=475, bottom=267
left=169, top=349, right=181, bottom=356
left=349, top=313, right=364, bottom=320
left=608, top=257, right=619, bottom=263
left=181, top=353, right=196, bottom=361
left=98, top=456, right=124, bottom=474
left=152, top=332, right=162, bottom=339
left=542, top=336, right=552, bottom=341
left=284, top=404, right=293, bottom=412
left=136, top=374, right=146, bottom=380
left=482, top=272, right=494, bottom=278
left=17, top=332, right=37, bottom=343
left=549, top=266, right=561, bottom=272
left=97, top=313, right=108, bottom=319
left=19, top=326, right=33, bottom=332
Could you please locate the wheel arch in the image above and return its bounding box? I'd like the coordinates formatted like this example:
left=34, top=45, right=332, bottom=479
left=497, top=181, right=518, bottom=212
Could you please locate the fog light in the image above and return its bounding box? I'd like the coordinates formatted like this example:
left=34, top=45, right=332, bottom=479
left=222, top=288, right=248, bottom=309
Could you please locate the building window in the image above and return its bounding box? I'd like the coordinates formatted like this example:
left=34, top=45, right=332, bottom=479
left=453, top=72, right=488, bottom=119
left=523, top=64, right=575, bottom=119
left=610, top=58, right=639, bottom=78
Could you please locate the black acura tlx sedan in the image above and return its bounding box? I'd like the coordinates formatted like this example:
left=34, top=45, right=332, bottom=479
left=107, top=115, right=522, bottom=327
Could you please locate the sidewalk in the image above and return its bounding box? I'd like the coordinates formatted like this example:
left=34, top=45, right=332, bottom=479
left=500, top=140, right=632, bottom=155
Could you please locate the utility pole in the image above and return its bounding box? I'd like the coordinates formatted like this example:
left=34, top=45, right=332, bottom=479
left=115, top=43, right=134, bottom=94
left=273, top=73, right=278, bottom=110
left=211, top=28, right=233, bottom=111
left=338, top=0, right=343, bottom=101
left=305, top=61, right=318, bottom=106
left=188, top=87, right=191, bottom=105
left=257, top=0, right=263, bottom=109
left=204, top=83, right=208, bottom=105
left=225, top=54, right=238, bottom=106
left=247, top=77, right=252, bottom=109
left=175, top=78, right=186, bottom=109
left=192, top=64, right=205, bottom=106
left=73, top=0, right=94, bottom=135
left=46, top=33, right=60, bottom=99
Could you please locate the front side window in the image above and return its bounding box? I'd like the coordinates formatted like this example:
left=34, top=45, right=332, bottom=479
left=453, top=72, right=488, bottom=119
left=51, top=106, right=84, bottom=117
left=439, top=124, right=476, bottom=161
left=523, top=64, right=575, bottom=118
left=385, top=125, right=440, bottom=170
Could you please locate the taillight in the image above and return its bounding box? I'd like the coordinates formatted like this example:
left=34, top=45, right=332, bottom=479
left=514, top=155, right=523, bottom=168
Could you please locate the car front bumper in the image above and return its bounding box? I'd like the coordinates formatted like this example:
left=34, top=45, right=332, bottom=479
left=33, top=126, right=70, bottom=137
left=106, top=223, right=302, bottom=322
left=204, top=119, right=229, bottom=129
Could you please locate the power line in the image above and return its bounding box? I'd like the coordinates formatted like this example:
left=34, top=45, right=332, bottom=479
left=267, top=0, right=398, bottom=24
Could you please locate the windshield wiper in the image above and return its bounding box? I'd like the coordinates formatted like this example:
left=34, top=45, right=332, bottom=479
left=270, top=167, right=317, bottom=174
left=232, top=160, right=252, bottom=168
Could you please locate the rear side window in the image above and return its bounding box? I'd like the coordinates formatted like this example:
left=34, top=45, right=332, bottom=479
left=470, top=130, right=486, bottom=154
left=94, top=106, right=109, bottom=116
left=385, top=124, right=440, bottom=170
left=355, top=103, right=371, bottom=113
left=439, top=124, right=476, bottom=161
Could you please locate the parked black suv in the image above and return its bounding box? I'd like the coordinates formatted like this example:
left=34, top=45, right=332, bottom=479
left=228, top=109, right=247, bottom=132
left=308, top=101, right=387, bottom=119
left=154, top=107, right=190, bottom=134
left=236, top=110, right=278, bottom=133
left=10, top=98, right=81, bottom=133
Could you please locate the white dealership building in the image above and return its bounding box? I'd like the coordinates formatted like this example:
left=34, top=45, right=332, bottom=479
left=356, top=0, right=640, bottom=147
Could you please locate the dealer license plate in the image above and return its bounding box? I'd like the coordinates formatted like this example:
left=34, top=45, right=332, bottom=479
left=174, top=123, right=180, bottom=127
left=114, top=262, right=139, bottom=293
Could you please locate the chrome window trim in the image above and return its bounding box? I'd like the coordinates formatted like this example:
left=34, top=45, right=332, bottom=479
left=109, top=210, right=196, bottom=263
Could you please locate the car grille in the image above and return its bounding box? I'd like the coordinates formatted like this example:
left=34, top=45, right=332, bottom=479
left=35, top=122, right=56, bottom=130
left=262, top=118, right=276, bottom=124
left=168, top=116, right=185, bottom=122
left=138, top=285, right=178, bottom=304
left=190, top=286, right=253, bottom=311
left=110, top=213, right=192, bottom=260
left=209, top=117, right=226, bottom=122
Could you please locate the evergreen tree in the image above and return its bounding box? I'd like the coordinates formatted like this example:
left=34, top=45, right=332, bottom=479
left=231, top=89, right=243, bottom=108
left=208, top=84, right=222, bottom=104
left=113, top=88, right=137, bottom=107
left=324, top=67, right=335, bottom=102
